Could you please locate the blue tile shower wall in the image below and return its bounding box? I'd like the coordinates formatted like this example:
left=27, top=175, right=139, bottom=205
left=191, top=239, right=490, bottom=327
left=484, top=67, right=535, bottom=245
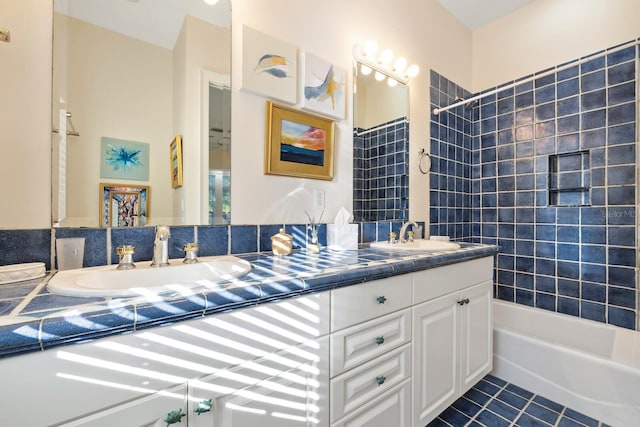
left=430, top=40, right=638, bottom=329
left=429, top=71, right=475, bottom=240
left=354, top=117, right=409, bottom=222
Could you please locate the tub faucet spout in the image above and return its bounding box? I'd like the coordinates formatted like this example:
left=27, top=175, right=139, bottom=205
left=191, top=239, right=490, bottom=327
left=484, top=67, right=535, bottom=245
left=151, top=225, right=171, bottom=267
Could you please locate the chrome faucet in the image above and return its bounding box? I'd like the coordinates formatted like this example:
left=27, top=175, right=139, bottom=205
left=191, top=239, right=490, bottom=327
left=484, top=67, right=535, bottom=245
left=151, top=225, right=171, bottom=267
left=399, top=221, right=419, bottom=243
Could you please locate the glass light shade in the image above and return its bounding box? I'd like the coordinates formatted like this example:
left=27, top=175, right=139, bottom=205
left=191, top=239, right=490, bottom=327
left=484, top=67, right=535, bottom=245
left=360, top=64, right=372, bottom=75
left=379, top=49, right=394, bottom=67
left=406, top=64, right=420, bottom=78
left=374, top=71, right=386, bottom=81
left=387, top=78, right=398, bottom=87
left=203, top=0, right=219, bottom=4
left=393, top=57, right=407, bottom=73
left=363, top=40, right=378, bottom=57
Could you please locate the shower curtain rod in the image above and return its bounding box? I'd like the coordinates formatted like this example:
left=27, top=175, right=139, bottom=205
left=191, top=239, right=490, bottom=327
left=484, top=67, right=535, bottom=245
left=432, top=39, right=639, bottom=116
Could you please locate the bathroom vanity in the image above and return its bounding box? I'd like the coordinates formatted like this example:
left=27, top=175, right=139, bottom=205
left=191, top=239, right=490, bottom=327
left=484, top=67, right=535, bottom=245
left=0, top=244, right=496, bottom=426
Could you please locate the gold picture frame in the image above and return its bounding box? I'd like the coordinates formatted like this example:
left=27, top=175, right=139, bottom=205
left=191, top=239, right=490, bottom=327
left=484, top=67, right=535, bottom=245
left=265, top=101, right=334, bottom=180
left=100, top=183, right=149, bottom=227
left=170, top=135, right=183, bottom=188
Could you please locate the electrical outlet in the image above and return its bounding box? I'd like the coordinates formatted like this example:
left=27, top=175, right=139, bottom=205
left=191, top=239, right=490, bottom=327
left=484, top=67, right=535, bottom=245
left=314, top=189, right=325, bottom=209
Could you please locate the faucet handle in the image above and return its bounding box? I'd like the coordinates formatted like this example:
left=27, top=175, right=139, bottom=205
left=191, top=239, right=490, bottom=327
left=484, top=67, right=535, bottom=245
left=388, top=232, right=397, bottom=244
left=407, top=231, right=415, bottom=242
left=116, top=245, right=135, bottom=270
left=183, top=242, right=199, bottom=264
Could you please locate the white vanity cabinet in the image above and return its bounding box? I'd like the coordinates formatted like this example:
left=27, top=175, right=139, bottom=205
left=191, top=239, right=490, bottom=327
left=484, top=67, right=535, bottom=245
left=0, top=292, right=330, bottom=427
left=411, top=257, right=493, bottom=427
left=0, top=254, right=494, bottom=427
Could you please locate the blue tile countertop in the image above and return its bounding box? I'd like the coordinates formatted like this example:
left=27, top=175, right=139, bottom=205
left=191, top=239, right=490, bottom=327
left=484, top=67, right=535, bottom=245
left=0, top=243, right=497, bottom=359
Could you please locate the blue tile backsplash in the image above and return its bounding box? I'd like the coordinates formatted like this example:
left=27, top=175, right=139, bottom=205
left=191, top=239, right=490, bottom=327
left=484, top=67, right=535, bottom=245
left=430, top=40, right=638, bottom=329
left=0, top=220, right=419, bottom=271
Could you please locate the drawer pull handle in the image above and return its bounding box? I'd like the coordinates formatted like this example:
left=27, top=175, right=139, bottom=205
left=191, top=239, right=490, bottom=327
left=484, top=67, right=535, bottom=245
left=375, top=375, right=386, bottom=386
left=165, top=408, right=187, bottom=425
left=457, top=298, right=470, bottom=306
left=194, top=398, right=213, bottom=415
left=375, top=336, right=385, bottom=345
left=376, top=296, right=387, bottom=304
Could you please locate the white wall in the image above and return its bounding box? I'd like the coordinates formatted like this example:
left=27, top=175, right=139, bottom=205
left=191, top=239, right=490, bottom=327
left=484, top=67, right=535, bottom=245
left=0, top=0, right=52, bottom=229
left=231, top=0, right=472, bottom=224
left=1, top=0, right=472, bottom=229
left=472, top=0, right=640, bottom=91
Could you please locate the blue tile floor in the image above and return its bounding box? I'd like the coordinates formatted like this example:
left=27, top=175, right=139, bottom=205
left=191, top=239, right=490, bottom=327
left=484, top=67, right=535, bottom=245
left=428, top=374, right=610, bottom=427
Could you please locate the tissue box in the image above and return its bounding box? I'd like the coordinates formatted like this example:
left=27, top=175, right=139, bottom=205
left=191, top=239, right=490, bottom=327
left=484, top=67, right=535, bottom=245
left=327, top=224, right=359, bottom=251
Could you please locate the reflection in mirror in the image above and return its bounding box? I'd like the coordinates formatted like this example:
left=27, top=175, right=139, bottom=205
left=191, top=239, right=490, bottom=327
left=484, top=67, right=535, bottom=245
left=52, top=0, right=231, bottom=227
left=203, top=70, right=231, bottom=224
left=352, top=61, right=410, bottom=222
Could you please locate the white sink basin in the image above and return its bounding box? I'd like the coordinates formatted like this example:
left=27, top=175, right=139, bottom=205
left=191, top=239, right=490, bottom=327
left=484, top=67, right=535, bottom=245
left=370, top=239, right=461, bottom=252
left=48, top=255, right=252, bottom=298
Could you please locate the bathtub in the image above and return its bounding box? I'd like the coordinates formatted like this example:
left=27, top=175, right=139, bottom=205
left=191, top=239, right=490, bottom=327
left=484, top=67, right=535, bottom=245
left=492, top=300, right=640, bottom=427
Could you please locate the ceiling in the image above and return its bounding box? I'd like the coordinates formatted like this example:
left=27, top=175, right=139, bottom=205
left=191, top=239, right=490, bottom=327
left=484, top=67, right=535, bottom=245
left=54, top=0, right=230, bottom=50
left=437, top=0, right=535, bottom=30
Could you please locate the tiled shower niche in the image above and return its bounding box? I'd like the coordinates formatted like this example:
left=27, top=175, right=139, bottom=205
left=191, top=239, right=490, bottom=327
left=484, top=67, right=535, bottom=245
left=548, top=151, right=590, bottom=206
left=430, top=39, right=638, bottom=329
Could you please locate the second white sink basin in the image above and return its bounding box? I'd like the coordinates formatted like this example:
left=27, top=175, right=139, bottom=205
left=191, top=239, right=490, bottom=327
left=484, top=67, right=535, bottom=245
left=48, top=255, right=252, bottom=298
left=370, top=239, right=461, bottom=252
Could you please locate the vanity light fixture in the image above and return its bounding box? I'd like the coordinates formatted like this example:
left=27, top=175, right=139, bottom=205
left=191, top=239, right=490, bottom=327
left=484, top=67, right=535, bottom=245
left=353, top=39, right=420, bottom=85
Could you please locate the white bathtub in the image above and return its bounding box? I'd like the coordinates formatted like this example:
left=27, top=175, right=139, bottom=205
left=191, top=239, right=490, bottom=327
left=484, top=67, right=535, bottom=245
left=492, top=300, right=640, bottom=427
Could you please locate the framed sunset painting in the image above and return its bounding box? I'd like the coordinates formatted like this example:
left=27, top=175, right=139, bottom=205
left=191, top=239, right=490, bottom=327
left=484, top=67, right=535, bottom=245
left=264, top=101, right=334, bottom=180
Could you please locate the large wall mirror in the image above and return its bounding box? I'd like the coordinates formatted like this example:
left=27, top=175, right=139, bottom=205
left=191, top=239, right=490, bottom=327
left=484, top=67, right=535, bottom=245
left=353, top=61, right=410, bottom=222
left=52, top=0, right=231, bottom=228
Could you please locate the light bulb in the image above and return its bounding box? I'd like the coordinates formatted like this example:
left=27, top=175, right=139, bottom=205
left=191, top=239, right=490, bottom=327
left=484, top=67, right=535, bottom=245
left=360, top=64, right=372, bottom=75
left=374, top=71, right=385, bottom=81
left=203, top=0, right=219, bottom=4
left=379, top=49, right=393, bottom=67
left=393, top=57, right=407, bottom=73
left=387, top=78, right=398, bottom=87
left=406, top=64, right=420, bottom=78
left=363, top=40, right=378, bottom=57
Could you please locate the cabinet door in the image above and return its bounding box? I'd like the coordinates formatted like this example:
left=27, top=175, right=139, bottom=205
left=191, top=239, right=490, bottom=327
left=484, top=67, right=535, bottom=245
left=459, top=280, right=493, bottom=393
left=331, top=380, right=411, bottom=427
left=412, top=291, right=460, bottom=427
left=59, top=385, right=188, bottom=427
left=217, top=336, right=330, bottom=427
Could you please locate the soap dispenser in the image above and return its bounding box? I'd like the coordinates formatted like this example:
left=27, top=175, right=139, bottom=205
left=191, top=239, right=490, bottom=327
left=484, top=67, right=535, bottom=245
left=271, top=228, right=293, bottom=256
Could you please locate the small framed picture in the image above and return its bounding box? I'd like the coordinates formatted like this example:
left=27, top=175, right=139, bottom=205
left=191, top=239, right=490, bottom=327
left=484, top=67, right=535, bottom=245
left=170, top=135, right=183, bottom=188
left=100, top=183, right=149, bottom=227
left=265, top=101, right=334, bottom=181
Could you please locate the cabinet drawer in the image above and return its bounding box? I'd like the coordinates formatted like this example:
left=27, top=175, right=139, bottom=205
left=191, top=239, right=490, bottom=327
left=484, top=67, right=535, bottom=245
left=331, top=274, right=412, bottom=332
left=331, top=379, right=411, bottom=427
left=412, top=256, right=493, bottom=304
left=330, top=308, right=411, bottom=377
left=330, top=344, right=411, bottom=421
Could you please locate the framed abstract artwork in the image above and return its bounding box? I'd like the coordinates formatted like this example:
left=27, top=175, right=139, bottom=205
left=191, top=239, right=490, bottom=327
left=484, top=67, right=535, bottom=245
left=302, top=52, right=346, bottom=119
left=170, top=135, right=183, bottom=189
left=265, top=101, right=334, bottom=181
left=100, top=183, right=149, bottom=227
left=100, top=137, right=149, bottom=181
left=241, top=25, right=297, bottom=104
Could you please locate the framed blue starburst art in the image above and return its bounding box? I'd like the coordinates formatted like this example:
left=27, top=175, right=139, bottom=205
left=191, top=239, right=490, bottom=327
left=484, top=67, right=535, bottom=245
left=100, top=137, right=150, bottom=181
